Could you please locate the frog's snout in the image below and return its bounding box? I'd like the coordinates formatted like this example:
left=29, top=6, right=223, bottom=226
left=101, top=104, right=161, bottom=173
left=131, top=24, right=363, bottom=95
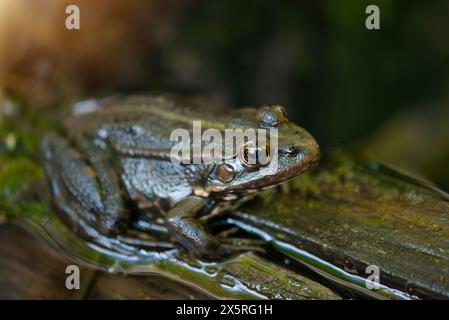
left=281, top=137, right=320, bottom=175
left=300, top=138, right=320, bottom=166
left=305, top=139, right=320, bottom=162
left=281, top=138, right=319, bottom=160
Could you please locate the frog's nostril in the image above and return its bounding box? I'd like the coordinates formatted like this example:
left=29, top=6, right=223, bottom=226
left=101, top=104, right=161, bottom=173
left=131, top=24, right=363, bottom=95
left=286, top=146, right=300, bottom=155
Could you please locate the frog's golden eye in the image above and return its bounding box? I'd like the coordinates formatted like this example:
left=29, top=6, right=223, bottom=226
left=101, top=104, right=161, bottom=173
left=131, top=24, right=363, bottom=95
left=240, top=142, right=270, bottom=167
left=257, top=105, right=288, bottom=128
left=216, top=164, right=235, bottom=182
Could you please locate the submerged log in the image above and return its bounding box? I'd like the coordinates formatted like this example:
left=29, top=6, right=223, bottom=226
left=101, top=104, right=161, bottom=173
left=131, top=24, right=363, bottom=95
left=0, top=223, right=209, bottom=299
left=0, top=221, right=340, bottom=300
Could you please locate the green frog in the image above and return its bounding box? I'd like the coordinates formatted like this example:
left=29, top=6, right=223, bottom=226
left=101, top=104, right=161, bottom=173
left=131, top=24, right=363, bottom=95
left=41, top=95, right=319, bottom=259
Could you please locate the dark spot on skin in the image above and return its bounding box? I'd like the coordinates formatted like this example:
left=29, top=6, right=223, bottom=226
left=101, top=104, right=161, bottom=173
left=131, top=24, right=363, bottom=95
left=216, top=164, right=235, bottom=182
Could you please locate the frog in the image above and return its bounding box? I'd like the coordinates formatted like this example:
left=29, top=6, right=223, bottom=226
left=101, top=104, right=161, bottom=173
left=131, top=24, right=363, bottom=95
left=41, top=94, right=319, bottom=259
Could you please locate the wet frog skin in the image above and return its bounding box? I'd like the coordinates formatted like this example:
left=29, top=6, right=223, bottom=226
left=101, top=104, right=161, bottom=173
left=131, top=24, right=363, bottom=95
left=41, top=95, right=319, bottom=259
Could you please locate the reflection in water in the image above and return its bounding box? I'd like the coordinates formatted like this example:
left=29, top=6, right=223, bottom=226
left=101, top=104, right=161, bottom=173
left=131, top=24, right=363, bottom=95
left=17, top=217, right=280, bottom=299
left=227, top=217, right=415, bottom=300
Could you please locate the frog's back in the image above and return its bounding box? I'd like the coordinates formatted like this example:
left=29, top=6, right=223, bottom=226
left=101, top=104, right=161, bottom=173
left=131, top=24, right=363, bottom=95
left=65, top=94, right=258, bottom=157
left=71, top=94, right=232, bottom=128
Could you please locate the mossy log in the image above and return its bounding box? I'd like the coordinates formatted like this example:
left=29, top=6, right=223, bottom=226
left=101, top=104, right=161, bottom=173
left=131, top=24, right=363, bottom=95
left=232, top=151, right=449, bottom=299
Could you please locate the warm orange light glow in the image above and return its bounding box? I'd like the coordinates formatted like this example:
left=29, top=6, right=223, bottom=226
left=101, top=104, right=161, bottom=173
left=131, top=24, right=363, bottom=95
left=0, top=0, right=28, bottom=78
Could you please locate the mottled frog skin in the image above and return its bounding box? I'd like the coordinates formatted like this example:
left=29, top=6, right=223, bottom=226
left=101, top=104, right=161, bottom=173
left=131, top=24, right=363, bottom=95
left=41, top=95, right=319, bottom=259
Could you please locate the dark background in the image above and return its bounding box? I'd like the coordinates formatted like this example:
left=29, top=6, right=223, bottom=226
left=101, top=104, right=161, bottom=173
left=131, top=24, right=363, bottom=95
left=1, top=0, right=448, bottom=187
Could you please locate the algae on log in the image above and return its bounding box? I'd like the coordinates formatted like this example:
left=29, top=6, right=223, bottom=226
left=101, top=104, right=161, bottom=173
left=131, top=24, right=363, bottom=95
left=232, top=151, right=449, bottom=299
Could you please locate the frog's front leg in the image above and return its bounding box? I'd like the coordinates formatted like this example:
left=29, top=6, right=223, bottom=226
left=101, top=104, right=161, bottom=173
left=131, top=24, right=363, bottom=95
left=165, top=196, right=225, bottom=259
left=41, top=133, right=128, bottom=237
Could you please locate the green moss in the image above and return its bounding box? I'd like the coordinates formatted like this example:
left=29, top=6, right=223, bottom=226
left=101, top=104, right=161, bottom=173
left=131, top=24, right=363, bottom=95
left=0, top=156, right=48, bottom=220
left=0, top=102, right=54, bottom=222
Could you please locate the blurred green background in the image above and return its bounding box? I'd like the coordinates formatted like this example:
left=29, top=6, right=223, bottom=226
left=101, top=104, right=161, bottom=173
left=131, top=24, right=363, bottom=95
left=1, top=0, right=448, bottom=188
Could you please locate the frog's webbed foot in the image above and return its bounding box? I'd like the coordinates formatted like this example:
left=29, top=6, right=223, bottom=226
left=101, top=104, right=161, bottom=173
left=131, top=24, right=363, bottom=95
left=165, top=196, right=222, bottom=259
left=41, top=134, right=128, bottom=239
left=165, top=197, right=265, bottom=260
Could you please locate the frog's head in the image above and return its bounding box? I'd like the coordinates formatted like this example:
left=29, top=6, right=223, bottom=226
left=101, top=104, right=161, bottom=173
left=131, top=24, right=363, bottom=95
left=205, top=105, right=319, bottom=197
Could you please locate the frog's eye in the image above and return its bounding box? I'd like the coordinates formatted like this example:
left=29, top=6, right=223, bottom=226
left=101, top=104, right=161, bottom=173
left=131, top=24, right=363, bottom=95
left=257, top=105, right=288, bottom=128
left=216, top=164, right=235, bottom=182
left=240, top=142, right=270, bottom=168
